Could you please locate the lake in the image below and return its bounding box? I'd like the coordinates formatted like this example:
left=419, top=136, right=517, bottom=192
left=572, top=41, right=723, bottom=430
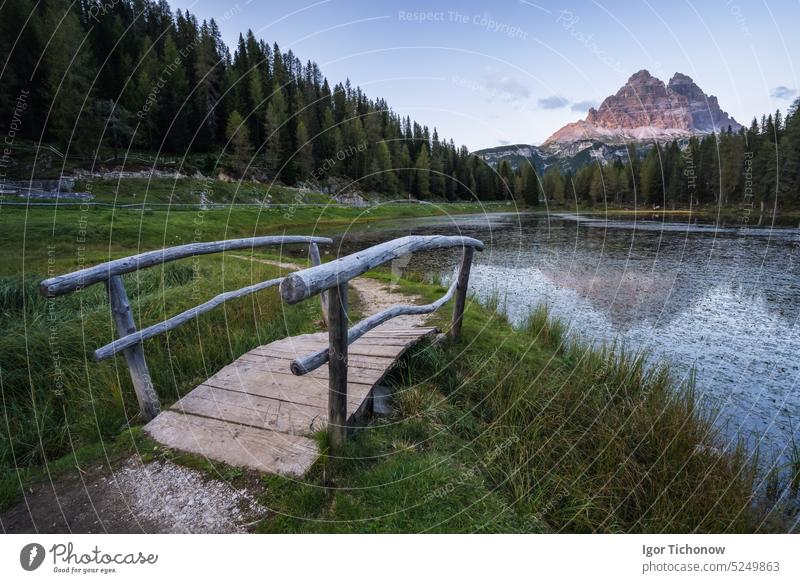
left=328, top=210, right=800, bottom=466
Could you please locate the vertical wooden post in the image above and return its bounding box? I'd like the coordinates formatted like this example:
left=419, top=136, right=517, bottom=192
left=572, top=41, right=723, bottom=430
left=450, top=246, right=474, bottom=344
left=309, top=243, right=329, bottom=328
left=106, top=275, right=160, bottom=420
left=327, top=282, right=348, bottom=450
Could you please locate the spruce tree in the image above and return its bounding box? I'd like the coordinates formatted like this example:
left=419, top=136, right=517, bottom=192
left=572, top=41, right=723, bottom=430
left=414, top=145, right=431, bottom=198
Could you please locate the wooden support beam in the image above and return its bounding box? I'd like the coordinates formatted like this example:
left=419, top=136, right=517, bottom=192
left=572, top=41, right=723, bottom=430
left=327, top=282, right=348, bottom=450
left=105, top=275, right=160, bottom=420
left=450, top=246, right=474, bottom=344
left=309, top=242, right=329, bottom=328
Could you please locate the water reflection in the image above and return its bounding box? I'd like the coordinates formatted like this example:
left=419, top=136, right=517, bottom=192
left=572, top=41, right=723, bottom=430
left=326, top=214, right=800, bottom=460
left=332, top=211, right=800, bottom=461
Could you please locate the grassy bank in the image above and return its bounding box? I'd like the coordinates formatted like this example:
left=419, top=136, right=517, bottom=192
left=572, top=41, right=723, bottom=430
left=0, top=184, right=782, bottom=531
left=2, top=268, right=775, bottom=532
left=0, top=178, right=505, bottom=276
left=251, top=276, right=765, bottom=533
left=0, top=187, right=494, bottom=510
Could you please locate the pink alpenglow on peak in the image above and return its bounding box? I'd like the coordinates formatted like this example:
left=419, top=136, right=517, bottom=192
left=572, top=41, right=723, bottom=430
left=543, top=70, right=741, bottom=146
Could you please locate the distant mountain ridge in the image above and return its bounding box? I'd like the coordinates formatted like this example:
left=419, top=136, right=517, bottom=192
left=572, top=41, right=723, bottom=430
left=476, top=70, right=741, bottom=173
left=544, top=70, right=740, bottom=146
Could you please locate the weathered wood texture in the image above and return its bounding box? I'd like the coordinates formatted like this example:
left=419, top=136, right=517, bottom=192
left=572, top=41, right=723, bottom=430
left=40, top=235, right=332, bottom=297
left=143, top=324, right=437, bottom=476
left=309, top=242, right=329, bottom=327
left=106, top=275, right=161, bottom=420
left=280, top=235, right=484, bottom=304
left=450, top=246, right=475, bottom=343
left=290, top=278, right=458, bottom=375
left=94, top=277, right=282, bottom=361
left=327, top=283, right=349, bottom=449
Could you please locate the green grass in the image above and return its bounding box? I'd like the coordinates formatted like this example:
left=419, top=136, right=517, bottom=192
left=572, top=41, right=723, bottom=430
left=0, top=255, right=320, bottom=499
left=0, top=186, right=784, bottom=531
left=0, top=187, right=492, bottom=512
left=252, top=278, right=764, bottom=533
left=1, top=268, right=778, bottom=531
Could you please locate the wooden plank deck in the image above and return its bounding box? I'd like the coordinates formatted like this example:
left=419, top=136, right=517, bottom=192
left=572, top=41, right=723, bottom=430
left=143, top=323, right=438, bottom=476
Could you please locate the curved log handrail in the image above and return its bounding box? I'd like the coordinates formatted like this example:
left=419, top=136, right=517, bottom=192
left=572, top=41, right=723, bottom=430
left=280, top=235, right=484, bottom=304
left=40, top=235, right=332, bottom=297
left=290, top=277, right=459, bottom=375
left=39, top=235, right=332, bottom=421
left=93, top=276, right=283, bottom=361
left=279, top=234, right=482, bottom=449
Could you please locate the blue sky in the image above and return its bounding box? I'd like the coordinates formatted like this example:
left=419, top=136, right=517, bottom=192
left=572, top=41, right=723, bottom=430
left=173, top=0, right=800, bottom=150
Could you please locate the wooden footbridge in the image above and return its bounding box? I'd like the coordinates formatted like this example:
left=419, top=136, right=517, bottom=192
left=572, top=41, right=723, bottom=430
left=40, top=235, right=483, bottom=476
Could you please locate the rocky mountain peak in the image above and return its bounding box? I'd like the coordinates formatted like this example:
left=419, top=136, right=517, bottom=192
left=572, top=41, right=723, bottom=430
left=543, top=71, right=740, bottom=147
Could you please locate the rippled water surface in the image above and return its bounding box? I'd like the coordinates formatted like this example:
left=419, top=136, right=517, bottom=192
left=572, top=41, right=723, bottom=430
left=331, top=211, right=800, bottom=460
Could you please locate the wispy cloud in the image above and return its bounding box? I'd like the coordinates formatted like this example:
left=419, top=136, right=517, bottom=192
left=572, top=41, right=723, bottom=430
left=498, top=139, right=511, bottom=145
left=771, top=86, right=797, bottom=100
left=570, top=99, right=598, bottom=112
left=481, top=71, right=530, bottom=103
left=537, top=95, right=569, bottom=109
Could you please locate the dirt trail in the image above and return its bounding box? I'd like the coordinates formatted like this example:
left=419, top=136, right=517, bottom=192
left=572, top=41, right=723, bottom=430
left=1, top=258, right=429, bottom=534
left=230, top=254, right=430, bottom=328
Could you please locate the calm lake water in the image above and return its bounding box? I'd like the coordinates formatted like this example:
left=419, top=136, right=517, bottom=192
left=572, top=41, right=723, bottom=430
left=327, top=210, right=800, bottom=464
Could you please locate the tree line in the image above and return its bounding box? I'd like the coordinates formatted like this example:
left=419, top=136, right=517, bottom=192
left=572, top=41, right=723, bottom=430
left=0, top=0, right=511, bottom=200
left=521, top=106, right=800, bottom=210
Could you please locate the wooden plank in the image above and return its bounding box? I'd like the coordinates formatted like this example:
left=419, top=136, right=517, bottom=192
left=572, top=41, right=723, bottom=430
left=144, top=411, right=319, bottom=476
left=289, top=326, right=438, bottom=374
left=266, top=335, right=432, bottom=350
left=235, top=353, right=389, bottom=385
left=172, top=385, right=326, bottom=435
left=255, top=343, right=411, bottom=360
left=144, top=313, right=439, bottom=475
left=201, top=365, right=366, bottom=409
left=280, top=235, right=484, bottom=304
left=41, top=235, right=332, bottom=297
left=237, top=349, right=400, bottom=373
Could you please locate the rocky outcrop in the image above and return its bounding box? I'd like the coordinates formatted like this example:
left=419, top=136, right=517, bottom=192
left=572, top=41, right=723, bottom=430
left=543, top=70, right=740, bottom=146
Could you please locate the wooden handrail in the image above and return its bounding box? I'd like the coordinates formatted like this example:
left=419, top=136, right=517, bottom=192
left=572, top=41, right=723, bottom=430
left=278, top=235, right=484, bottom=449
left=40, top=235, right=332, bottom=297
left=93, top=276, right=283, bottom=361
left=289, top=277, right=458, bottom=375
left=40, top=236, right=332, bottom=420
left=279, top=235, right=484, bottom=304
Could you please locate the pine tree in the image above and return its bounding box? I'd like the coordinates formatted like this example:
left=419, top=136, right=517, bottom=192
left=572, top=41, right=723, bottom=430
left=225, top=110, right=252, bottom=175
left=414, top=145, right=431, bottom=198
left=589, top=165, right=605, bottom=205
left=42, top=2, right=94, bottom=151
left=522, top=164, right=539, bottom=206
left=264, top=82, right=286, bottom=177
left=295, top=119, right=313, bottom=179
left=542, top=167, right=565, bottom=203
left=375, top=141, right=398, bottom=192
left=640, top=147, right=663, bottom=206
left=160, top=35, right=190, bottom=152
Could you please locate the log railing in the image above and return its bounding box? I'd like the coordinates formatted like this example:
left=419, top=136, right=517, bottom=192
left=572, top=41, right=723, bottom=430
left=39, top=235, right=332, bottom=420
left=280, top=235, right=484, bottom=448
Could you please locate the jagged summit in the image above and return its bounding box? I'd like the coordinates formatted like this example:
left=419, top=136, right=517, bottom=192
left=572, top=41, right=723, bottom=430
left=543, top=70, right=740, bottom=147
